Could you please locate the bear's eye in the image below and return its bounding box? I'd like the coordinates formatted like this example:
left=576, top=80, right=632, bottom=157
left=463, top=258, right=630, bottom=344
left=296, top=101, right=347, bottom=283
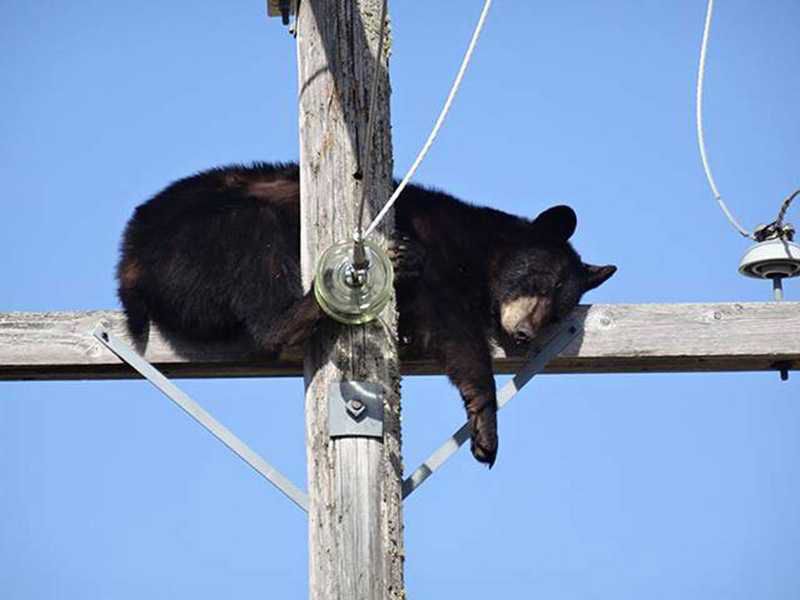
left=554, top=281, right=564, bottom=290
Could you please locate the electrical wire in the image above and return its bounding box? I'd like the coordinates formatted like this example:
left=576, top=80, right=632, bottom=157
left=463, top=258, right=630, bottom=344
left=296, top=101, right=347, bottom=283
left=696, top=0, right=755, bottom=239
left=776, top=189, right=799, bottom=230
left=362, top=0, right=493, bottom=239
left=355, top=0, right=389, bottom=241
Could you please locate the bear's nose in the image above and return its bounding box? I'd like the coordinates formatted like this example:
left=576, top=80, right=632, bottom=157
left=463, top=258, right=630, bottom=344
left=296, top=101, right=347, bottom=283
left=513, top=323, right=534, bottom=343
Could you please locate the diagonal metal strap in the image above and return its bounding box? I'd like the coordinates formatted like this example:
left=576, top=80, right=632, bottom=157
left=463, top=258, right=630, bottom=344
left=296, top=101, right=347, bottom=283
left=402, top=319, right=581, bottom=499
left=93, top=324, right=309, bottom=513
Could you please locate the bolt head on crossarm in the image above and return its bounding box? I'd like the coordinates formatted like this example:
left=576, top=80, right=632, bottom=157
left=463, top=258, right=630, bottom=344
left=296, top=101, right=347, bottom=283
left=266, top=0, right=296, bottom=25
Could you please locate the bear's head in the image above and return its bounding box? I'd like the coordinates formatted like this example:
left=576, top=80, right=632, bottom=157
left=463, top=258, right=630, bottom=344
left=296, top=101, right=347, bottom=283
left=493, top=205, right=616, bottom=343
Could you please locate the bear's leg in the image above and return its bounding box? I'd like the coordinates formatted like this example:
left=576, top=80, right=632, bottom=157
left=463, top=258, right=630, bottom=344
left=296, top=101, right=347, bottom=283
left=118, top=283, right=151, bottom=353
left=241, top=290, right=325, bottom=354
left=438, top=325, right=499, bottom=466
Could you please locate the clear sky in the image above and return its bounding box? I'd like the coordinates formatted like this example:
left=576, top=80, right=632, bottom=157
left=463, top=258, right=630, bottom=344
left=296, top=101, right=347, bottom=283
left=2, top=1, right=799, bottom=598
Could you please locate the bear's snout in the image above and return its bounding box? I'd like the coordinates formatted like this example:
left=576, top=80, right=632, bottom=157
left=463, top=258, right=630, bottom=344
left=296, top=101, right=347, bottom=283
left=513, top=321, right=536, bottom=343
left=500, top=295, right=552, bottom=342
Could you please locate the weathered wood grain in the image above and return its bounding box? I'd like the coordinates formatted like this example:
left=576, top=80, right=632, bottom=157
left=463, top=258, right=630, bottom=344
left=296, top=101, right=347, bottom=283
left=1, top=302, right=798, bottom=381
left=298, top=1, right=404, bottom=599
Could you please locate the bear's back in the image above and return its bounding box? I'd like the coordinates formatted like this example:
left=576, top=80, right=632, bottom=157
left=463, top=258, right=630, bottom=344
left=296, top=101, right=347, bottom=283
left=131, top=162, right=301, bottom=229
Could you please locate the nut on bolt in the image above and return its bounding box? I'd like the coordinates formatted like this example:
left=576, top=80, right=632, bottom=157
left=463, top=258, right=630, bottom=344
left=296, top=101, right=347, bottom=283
left=346, top=398, right=366, bottom=419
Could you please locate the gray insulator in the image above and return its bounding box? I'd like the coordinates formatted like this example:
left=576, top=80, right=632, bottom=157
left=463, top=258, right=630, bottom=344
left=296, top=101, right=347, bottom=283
left=738, top=238, right=800, bottom=279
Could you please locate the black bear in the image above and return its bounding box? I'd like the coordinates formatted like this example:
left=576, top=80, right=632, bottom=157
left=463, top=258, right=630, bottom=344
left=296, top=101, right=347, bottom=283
left=118, top=162, right=616, bottom=466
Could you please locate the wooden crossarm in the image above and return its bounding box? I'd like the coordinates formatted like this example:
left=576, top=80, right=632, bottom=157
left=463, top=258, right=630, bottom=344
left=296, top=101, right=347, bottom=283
left=1, top=302, right=798, bottom=381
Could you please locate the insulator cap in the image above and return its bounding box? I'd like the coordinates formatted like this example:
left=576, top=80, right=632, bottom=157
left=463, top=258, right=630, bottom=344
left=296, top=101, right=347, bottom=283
left=739, top=238, right=800, bottom=279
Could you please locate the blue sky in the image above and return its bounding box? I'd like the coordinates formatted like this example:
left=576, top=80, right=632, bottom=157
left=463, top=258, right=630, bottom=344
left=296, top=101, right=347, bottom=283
left=1, top=1, right=799, bottom=598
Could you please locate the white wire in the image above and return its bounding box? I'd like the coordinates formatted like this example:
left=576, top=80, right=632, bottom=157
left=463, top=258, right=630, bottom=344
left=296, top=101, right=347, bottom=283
left=696, top=0, right=754, bottom=239
left=362, top=0, right=493, bottom=238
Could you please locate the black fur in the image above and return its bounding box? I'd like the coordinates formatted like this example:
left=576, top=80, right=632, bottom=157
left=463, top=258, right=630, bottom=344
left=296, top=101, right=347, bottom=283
left=118, top=162, right=616, bottom=466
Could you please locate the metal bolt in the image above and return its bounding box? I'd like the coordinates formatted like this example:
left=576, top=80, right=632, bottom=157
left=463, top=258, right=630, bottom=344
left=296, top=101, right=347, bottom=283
left=775, top=361, right=791, bottom=382
left=346, top=398, right=367, bottom=419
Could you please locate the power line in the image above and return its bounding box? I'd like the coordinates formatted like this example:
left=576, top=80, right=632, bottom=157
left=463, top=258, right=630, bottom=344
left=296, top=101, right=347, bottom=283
left=362, top=0, right=493, bottom=238
left=695, top=0, right=755, bottom=239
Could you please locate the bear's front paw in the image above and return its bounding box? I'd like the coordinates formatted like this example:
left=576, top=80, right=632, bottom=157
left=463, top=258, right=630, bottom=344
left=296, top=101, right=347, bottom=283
left=469, top=404, right=498, bottom=467
left=388, top=234, right=425, bottom=282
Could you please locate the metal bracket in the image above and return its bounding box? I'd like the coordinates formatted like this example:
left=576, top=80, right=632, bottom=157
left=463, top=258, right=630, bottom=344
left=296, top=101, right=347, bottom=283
left=92, top=324, right=309, bottom=513
left=328, top=381, right=384, bottom=439
left=402, top=319, right=582, bottom=499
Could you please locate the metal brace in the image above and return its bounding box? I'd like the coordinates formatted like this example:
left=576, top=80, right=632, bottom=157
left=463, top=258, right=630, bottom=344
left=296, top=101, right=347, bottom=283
left=402, top=319, right=582, bottom=499
left=92, top=324, right=309, bottom=513
left=328, top=381, right=384, bottom=439
left=93, top=317, right=578, bottom=508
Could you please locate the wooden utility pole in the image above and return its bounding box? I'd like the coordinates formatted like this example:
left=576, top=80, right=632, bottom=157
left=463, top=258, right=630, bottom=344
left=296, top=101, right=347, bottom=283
left=296, top=1, right=404, bottom=599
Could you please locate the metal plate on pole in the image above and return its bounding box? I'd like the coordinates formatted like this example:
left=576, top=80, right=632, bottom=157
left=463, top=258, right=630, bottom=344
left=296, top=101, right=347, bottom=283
left=328, top=381, right=384, bottom=439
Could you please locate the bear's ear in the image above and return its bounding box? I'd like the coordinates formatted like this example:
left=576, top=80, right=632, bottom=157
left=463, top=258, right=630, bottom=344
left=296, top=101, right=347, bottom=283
left=531, top=205, right=577, bottom=241
left=584, top=263, right=617, bottom=291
